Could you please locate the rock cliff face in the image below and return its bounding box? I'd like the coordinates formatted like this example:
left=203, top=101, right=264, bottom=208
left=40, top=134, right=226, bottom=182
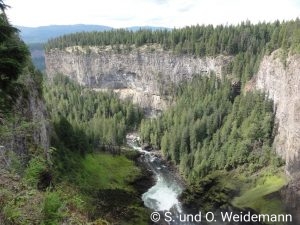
left=254, top=50, right=300, bottom=177
left=254, top=50, right=300, bottom=221
left=15, top=74, right=50, bottom=158
left=25, top=75, right=50, bottom=157
left=45, top=45, right=231, bottom=112
left=0, top=72, right=50, bottom=168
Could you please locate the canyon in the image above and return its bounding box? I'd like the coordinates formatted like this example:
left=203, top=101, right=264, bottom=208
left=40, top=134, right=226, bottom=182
left=45, top=46, right=300, bottom=176
left=45, top=45, right=300, bottom=220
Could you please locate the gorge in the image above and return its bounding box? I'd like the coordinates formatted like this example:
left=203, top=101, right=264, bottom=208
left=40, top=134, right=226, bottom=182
left=45, top=38, right=300, bottom=182
left=2, top=0, right=300, bottom=223
left=44, top=23, right=300, bottom=224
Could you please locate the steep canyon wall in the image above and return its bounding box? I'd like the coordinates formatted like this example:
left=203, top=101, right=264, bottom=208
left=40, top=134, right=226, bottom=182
left=45, top=45, right=231, bottom=112
left=45, top=46, right=300, bottom=180
left=254, top=50, right=300, bottom=221
left=254, top=50, right=300, bottom=178
left=45, top=45, right=300, bottom=218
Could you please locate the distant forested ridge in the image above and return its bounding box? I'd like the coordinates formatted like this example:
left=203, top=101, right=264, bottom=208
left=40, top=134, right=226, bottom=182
left=45, top=20, right=300, bottom=55
left=18, top=24, right=113, bottom=43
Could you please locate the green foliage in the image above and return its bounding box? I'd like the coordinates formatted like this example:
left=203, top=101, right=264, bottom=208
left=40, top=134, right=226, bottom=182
left=42, top=191, right=64, bottom=225
left=51, top=152, right=147, bottom=224
left=45, top=75, right=143, bottom=185
left=44, top=74, right=148, bottom=223
left=24, top=156, right=48, bottom=188
left=76, top=153, right=141, bottom=193
left=180, top=172, right=234, bottom=212
left=93, top=188, right=149, bottom=225
left=45, top=74, right=142, bottom=153
left=0, top=13, right=29, bottom=108
left=2, top=202, right=22, bottom=225
left=140, top=75, right=277, bottom=184
left=232, top=173, right=287, bottom=215
left=229, top=170, right=289, bottom=225
left=1, top=186, right=44, bottom=225
left=6, top=150, right=22, bottom=173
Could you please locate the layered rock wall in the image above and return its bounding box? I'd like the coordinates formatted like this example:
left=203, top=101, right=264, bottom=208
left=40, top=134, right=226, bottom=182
left=255, top=50, right=300, bottom=177
left=45, top=45, right=231, bottom=112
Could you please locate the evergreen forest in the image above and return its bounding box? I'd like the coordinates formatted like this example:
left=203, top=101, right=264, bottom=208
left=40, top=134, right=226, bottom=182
left=46, top=19, right=300, bottom=83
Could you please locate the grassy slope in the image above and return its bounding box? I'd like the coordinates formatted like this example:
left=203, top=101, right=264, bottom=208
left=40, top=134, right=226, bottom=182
left=78, top=153, right=140, bottom=191
left=232, top=171, right=287, bottom=215
left=77, top=152, right=150, bottom=225
left=0, top=151, right=150, bottom=225
left=233, top=174, right=287, bottom=211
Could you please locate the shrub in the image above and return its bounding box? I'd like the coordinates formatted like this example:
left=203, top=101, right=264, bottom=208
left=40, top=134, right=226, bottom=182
left=24, top=157, right=48, bottom=188
left=42, top=191, right=64, bottom=225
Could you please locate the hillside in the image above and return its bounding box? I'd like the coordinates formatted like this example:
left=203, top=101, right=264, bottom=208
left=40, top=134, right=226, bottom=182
left=0, top=3, right=151, bottom=225
left=17, top=24, right=113, bottom=43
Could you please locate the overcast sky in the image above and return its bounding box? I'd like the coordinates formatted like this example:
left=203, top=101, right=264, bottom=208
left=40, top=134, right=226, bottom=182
left=5, top=0, right=300, bottom=28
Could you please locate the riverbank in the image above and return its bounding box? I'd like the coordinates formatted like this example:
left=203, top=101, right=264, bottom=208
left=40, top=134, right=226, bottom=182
left=179, top=168, right=290, bottom=225
left=136, top=136, right=291, bottom=225
left=72, top=151, right=153, bottom=225
left=130, top=131, right=292, bottom=225
left=127, top=133, right=188, bottom=187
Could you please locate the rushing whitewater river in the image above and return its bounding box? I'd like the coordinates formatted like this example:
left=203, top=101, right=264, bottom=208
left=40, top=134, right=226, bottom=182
left=127, top=134, right=201, bottom=225
left=127, top=134, right=182, bottom=210
left=127, top=134, right=266, bottom=225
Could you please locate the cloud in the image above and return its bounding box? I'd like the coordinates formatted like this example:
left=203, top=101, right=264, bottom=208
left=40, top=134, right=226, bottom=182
left=177, top=2, right=195, bottom=12
left=5, top=0, right=300, bottom=27
left=148, top=0, right=168, bottom=5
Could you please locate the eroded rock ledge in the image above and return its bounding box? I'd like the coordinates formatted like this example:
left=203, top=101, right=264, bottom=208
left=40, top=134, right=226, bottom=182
left=45, top=45, right=231, bottom=112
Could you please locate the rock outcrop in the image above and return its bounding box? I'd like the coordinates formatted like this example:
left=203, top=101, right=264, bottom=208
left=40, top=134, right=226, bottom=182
left=0, top=72, right=50, bottom=168
left=254, top=50, right=300, bottom=222
left=15, top=74, right=50, bottom=158
left=25, top=75, right=50, bottom=157
left=45, top=45, right=231, bottom=112
left=254, top=50, right=300, bottom=177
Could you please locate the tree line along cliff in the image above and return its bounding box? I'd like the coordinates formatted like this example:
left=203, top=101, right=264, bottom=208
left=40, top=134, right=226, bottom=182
left=46, top=19, right=300, bottom=84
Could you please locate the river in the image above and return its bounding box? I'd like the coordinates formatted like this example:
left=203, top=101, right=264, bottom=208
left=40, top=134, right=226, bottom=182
left=127, top=134, right=214, bottom=225
left=127, top=134, right=267, bottom=225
